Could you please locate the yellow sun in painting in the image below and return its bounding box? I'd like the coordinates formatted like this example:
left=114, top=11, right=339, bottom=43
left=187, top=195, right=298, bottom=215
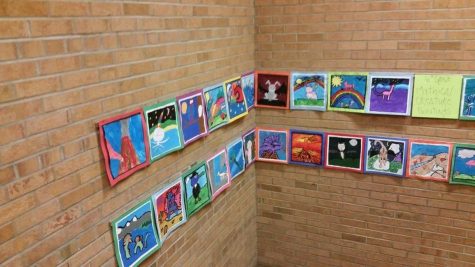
left=331, top=76, right=342, bottom=87
left=181, top=102, right=188, bottom=114
left=296, top=79, right=303, bottom=85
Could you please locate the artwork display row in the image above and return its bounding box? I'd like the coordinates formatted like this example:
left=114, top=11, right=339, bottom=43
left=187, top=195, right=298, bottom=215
left=98, top=70, right=474, bottom=187
left=111, top=129, right=255, bottom=267
left=256, top=128, right=475, bottom=186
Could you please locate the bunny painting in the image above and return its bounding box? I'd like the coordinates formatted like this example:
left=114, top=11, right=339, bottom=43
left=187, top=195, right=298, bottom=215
left=255, top=71, right=290, bottom=109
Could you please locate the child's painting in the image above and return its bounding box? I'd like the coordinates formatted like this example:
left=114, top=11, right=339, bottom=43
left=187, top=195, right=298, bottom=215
left=111, top=199, right=160, bottom=267
left=365, top=74, right=413, bottom=116
left=328, top=73, right=368, bottom=113
left=364, top=137, right=407, bottom=177
left=325, top=133, right=364, bottom=172
left=406, top=140, right=453, bottom=182
left=177, top=90, right=208, bottom=145
left=460, top=76, right=475, bottom=120
left=412, top=74, right=463, bottom=119
left=290, top=72, right=327, bottom=111
left=224, top=77, right=248, bottom=122
left=144, top=99, right=184, bottom=162
left=151, top=179, right=186, bottom=242
left=255, top=71, right=290, bottom=109
left=242, top=71, right=255, bottom=110
left=257, top=128, right=288, bottom=164
left=203, top=84, right=229, bottom=132
left=450, top=144, right=475, bottom=186
left=289, top=129, right=324, bottom=167
left=206, top=149, right=231, bottom=199
left=227, top=138, right=246, bottom=179
left=99, top=109, right=150, bottom=187
left=242, top=128, right=257, bottom=168
left=182, top=162, right=212, bottom=217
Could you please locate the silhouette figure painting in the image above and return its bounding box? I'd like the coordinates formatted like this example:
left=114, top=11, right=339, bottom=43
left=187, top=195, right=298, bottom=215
left=325, top=133, right=364, bottom=172
left=242, top=128, right=257, bottom=168
left=366, top=74, right=413, bottom=116
left=182, top=162, right=211, bottom=217
left=255, top=71, right=290, bottom=109
left=99, top=109, right=150, bottom=187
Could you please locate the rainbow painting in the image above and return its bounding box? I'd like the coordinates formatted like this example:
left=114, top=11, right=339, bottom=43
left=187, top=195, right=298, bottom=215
left=328, top=72, right=368, bottom=113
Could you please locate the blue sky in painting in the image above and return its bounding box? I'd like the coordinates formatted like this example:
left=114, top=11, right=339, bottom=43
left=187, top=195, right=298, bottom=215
left=453, top=147, right=475, bottom=176
left=411, top=143, right=448, bottom=157
left=103, top=114, right=146, bottom=178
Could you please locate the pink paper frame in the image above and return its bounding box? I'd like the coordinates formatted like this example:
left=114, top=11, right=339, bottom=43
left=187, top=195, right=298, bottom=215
left=324, top=132, right=365, bottom=173
left=177, top=89, right=209, bottom=146
left=206, top=149, right=231, bottom=200
left=98, top=109, right=150, bottom=187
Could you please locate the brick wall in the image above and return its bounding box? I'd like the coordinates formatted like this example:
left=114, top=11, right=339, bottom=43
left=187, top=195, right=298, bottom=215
left=256, top=1, right=475, bottom=266
left=0, top=1, right=256, bottom=266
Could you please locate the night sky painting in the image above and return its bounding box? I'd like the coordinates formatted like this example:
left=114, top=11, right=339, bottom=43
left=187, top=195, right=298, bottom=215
left=326, top=134, right=363, bottom=172
left=145, top=100, right=183, bottom=161
left=461, top=77, right=475, bottom=120
left=367, top=76, right=412, bottom=115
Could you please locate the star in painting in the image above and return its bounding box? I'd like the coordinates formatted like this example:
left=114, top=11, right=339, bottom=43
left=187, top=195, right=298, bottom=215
left=148, top=105, right=177, bottom=128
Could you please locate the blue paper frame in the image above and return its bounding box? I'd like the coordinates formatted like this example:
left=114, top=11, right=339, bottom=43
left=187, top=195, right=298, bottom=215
left=288, top=129, right=325, bottom=167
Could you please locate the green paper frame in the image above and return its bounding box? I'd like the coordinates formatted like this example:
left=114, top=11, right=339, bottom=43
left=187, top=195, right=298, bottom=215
left=450, top=143, right=475, bottom=186
left=181, top=161, right=212, bottom=218
left=144, top=99, right=184, bottom=162
left=327, top=72, right=368, bottom=113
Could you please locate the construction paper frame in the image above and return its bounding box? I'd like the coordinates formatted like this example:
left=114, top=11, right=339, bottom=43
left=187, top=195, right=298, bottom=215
left=459, top=76, right=475, bottom=120
left=290, top=72, right=327, bottom=111
left=181, top=161, right=212, bottom=217
left=288, top=129, right=325, bottom=167
left=365, top=73, right=413, bottom=116
left=99, top=109, right=150, bottom=187
left=111, top=199, right=160, bottom=267
left=257, top=128, right=289, bottom=164
left=151, top=178, right=187, bottom=243
left=144, top=99, right=184, bottom=162
left=327, top=72, right=368, bottom=113
left=450, top=143, right=475, bottom=186
left=242, top=71, right=256, bottom=110
left=242, top=128, right=257, bottom=168
left=177, top=89, right=209, bottom=146
left=206, top=149, right=231, bottom=199
left=226, top=138, right=246, bottom=179
left=324, top=133, right=365, bottom=173
left=364, top=136, right=408, bottom=177
left=224, top=76, right=248, bottom=122
left=406, top=139, right=453, bottom=182
left=255, top=71, right=290, bottom=109
left=202, top=83, right=230, bottom=132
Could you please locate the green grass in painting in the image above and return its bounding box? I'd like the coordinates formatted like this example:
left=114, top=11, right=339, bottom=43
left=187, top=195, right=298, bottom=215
left=209, top=116, right=226, bottom=129
left=186, top=185, right=210, bottom=215
left=367, top=155, right=403, bottom=173
left=453, top=174, right=475, bottom=181
left=294, top=99, right=324, bottom=107
left=329, top=157, right=359, bottom=168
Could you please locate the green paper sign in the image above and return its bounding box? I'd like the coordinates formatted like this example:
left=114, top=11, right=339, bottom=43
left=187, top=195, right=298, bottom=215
left=412, top=74, right=463, bottom=119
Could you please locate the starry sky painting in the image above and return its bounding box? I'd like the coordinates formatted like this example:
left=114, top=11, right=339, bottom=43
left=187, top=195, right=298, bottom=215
left=145, top=100, right=183, bottom=161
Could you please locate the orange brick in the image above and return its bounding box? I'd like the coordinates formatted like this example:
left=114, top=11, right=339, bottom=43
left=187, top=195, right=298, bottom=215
left=0, top=42, right=16, bottom=60
left=91, top=2, right=123, bottom=16
left=83, top=52, right=113, bottom=67
left=39, top=56, right=81, bottom=75
left=0, top=61, right=36, bottom=82
left=61, top=69, right=99, bottom=89
left=0, top=1, right=48, bottom=17
left=49, top=2, right=90, bottom=17
left=16, top=77, right=61, bottom=99
left=17, top=40, right=45, bottom=58
left=30, top=19, right=73, bottom=36
left=430, top=41, right=462, bottom=50
left=0, top=134, right=50, bottom=164
left=44, top=39, right=66, bottom=55
left=0, top=84, right=16, bottom=103
left=124, top=3, right=150, bottom=15
left=74, top=19, right=109, bottom=34
left=25, top=110, right=69, bottom=136
left=0, top=20, right=28, bottom=38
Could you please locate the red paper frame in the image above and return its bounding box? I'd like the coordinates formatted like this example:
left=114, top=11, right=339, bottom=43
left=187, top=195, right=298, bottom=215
left=324, top=132, right=365, bottom=173
left=406, top=139, right=453, bottom=182
left=98, top=109, right=150, bottom=187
